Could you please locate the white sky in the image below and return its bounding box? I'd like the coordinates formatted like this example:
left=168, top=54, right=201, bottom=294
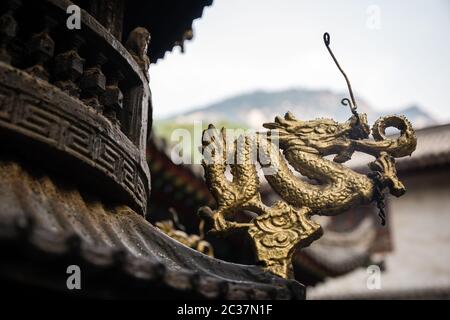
left=149, top=0, right=450, bottom=122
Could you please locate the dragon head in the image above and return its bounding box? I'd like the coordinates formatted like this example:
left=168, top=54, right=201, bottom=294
left=263, top=111, right=370, bottom=156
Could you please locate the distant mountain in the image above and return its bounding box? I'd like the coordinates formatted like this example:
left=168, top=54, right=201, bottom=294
left=395, top=104, right=436, bottom=128
left=166, top=88, right=435, bottom=129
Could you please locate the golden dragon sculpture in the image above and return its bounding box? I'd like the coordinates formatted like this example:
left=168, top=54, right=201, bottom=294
left=197, top=33, right=417, bottom=279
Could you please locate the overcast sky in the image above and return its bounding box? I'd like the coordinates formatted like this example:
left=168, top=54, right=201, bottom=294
left=149, top=0, right=450, bottom=122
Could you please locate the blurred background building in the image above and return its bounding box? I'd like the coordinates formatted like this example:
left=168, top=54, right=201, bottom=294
left=148, top=0, right=450, bottom=299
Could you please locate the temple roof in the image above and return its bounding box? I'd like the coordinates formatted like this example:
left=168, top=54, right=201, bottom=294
left=395, top=123, right=450, bottom=172
left=0, top=156, right=302, bottom=299
left=123, top=0, right=214, bottom=63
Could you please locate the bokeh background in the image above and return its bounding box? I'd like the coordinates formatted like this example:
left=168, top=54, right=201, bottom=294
left=147, top=0, right=450, bottom=299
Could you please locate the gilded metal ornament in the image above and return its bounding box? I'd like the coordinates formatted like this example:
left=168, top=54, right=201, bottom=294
left=156, top=210, right=214, bottom=257
left=198, top=33, right=417, bottom=279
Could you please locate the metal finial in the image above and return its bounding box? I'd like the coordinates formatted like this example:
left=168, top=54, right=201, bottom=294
left=323, top=32, right=359, bottom=118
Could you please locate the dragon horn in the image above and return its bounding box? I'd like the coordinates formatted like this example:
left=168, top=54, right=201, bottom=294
left=285, top=112, right=296, bottom=120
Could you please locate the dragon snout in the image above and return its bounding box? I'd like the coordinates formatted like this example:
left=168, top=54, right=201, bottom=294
left=369, top=152, right=406, bottom=198
left=388, top=176, right=406, bottom=197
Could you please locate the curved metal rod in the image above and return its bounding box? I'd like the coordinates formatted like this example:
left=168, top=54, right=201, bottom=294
left=323, top=32, right=359, bottom=116
left=341, top=98, right=358, bottom=118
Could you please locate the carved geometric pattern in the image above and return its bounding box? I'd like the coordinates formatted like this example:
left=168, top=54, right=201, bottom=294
left=0, top=76, right=148, bottom=215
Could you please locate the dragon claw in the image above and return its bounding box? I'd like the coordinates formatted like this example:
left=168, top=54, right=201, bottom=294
left=214, top=214, right=229, bottom=231
left=198, top=206, right=246, bottom=234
